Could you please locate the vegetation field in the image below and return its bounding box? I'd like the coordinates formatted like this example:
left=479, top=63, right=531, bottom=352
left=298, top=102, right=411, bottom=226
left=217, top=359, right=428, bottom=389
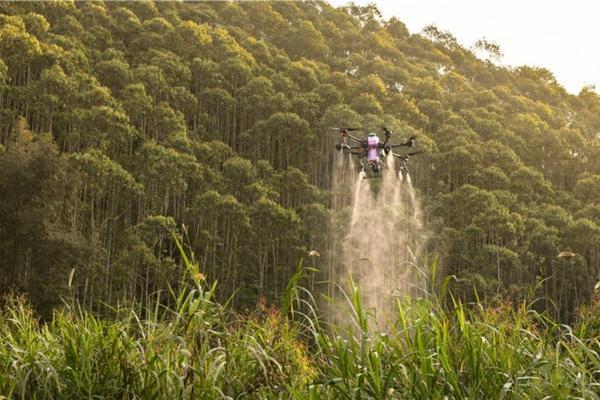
left=2, top=253, right=600, bottom=399
left=2, top=1, right=600, bottom=398
left=2, top=1, right=600, bottom=321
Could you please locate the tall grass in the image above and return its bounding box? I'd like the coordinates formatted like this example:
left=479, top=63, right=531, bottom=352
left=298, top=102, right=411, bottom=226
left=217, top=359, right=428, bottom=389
left=1, top=245, right=600, bottom=399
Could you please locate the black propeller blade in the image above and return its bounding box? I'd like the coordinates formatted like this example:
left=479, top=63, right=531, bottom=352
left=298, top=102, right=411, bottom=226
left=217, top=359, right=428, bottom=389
left=330, top=127, right=361, bottom=131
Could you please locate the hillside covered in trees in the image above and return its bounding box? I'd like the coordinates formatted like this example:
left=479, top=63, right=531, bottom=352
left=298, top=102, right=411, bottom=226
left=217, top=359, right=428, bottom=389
left=1, top=1, right=600, bottom=322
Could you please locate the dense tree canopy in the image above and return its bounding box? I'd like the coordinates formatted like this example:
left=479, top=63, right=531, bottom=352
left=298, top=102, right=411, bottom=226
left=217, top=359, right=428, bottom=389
left=0, top=1, right=599, bottom=321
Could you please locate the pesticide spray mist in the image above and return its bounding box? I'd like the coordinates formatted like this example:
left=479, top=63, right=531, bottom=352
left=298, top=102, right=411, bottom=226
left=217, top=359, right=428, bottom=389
left=328, top=154, right=427, bottom=328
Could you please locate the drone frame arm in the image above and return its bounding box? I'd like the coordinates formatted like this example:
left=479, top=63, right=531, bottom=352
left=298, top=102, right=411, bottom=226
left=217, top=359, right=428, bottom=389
left=390, top=142, right=412, bottom=148
left=346, top=133, right=365, bottom=145
left=387, top=135, right=415, bottom=149
left=391, top=152, right=408, bottom=161
left=391, top=150, right=423, bottom=161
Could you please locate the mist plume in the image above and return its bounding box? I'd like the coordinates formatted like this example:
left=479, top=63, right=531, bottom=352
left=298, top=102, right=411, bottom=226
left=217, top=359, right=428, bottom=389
left=328, top=155, right=427, bottom=328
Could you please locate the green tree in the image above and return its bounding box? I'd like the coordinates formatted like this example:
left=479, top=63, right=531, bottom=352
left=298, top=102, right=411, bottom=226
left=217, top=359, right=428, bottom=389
left=0, top=119, right=81, bottom=313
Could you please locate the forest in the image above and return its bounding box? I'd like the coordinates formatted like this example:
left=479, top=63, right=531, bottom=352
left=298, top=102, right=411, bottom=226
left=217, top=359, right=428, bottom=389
left=2, top=1, right=600, bottom=397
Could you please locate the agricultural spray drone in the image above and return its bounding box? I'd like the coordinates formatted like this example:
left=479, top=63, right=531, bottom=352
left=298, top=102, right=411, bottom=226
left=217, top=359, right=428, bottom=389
left=333, top=126, right=423, bottom=178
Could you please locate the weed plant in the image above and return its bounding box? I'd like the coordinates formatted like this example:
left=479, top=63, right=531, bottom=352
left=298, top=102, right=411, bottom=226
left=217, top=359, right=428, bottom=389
left=1, top=244, right=600, bottom=399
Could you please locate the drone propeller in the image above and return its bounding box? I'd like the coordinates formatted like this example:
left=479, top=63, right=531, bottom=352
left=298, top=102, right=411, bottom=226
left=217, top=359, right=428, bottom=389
left=330, top=127, right=361, bottom=131
left=391, top=150, right=424, bottom=160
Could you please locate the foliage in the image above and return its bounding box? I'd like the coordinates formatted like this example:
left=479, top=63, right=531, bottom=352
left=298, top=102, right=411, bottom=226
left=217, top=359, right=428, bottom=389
left=1, top=267, right=600, bottom=399
left=0, top=1, right=599, bottom=322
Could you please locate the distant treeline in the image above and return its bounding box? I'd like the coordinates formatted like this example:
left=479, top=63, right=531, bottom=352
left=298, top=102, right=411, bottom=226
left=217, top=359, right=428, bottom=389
left=1, top=1, right=599, bottom=321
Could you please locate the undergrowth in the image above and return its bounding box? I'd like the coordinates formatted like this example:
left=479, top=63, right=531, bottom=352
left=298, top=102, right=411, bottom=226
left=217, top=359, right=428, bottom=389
left=1, top=242, right=600, bottom=399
